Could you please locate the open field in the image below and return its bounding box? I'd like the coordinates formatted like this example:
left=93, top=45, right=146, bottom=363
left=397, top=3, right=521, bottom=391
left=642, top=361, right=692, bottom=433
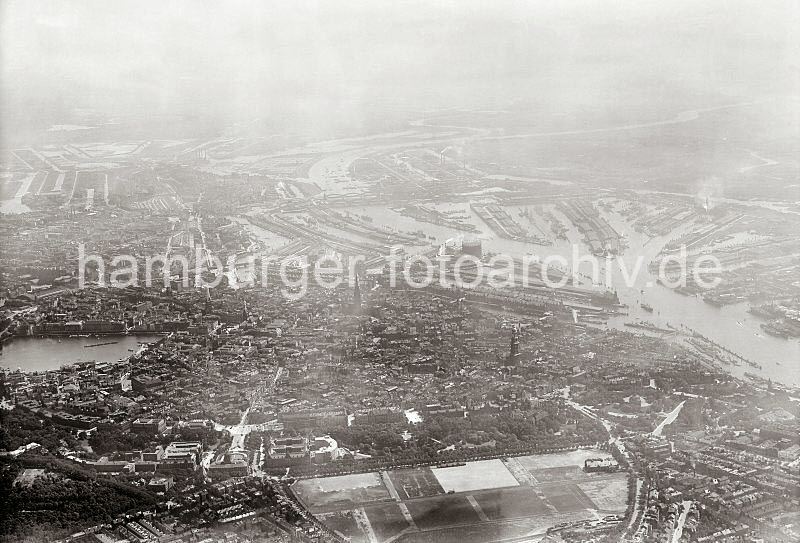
left=364, top=503, right=412, bottom=542
left=578, top=476, right=629, bottom=511
left=540, top=483, right=597, bottom=513
left=318, top=511, right=368, bottom=543
left=528, top=465, right=584, bottom=483
left=512, top=449, right=613, bottom=471
left=293, top=472, right=391, bottom=512
left=305, top=451, right=629, bottom=543
left=387, top=467, right=445, bottom=499
left=405, top=494, right=481, bottom=530
left=394, top=515, right=581, bottom=543
left=315, top=472, right=383, bottom=492
left=431, top=459, right=519, bottom=493
left=472, top=486, right=551, bottom=520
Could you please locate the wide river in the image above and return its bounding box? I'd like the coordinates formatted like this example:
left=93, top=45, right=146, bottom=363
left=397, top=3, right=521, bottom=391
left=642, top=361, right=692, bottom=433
left=0, top=335, right=162, bottom=372
left=274, top=201, right=800, bottom=387
left=292, top=112, right=799, bottom=386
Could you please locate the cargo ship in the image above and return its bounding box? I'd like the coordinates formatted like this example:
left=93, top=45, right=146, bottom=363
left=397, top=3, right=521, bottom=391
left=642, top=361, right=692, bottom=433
left=761, top=323, right=789, bottom=339
left=85, top=341, right=119, bottom=348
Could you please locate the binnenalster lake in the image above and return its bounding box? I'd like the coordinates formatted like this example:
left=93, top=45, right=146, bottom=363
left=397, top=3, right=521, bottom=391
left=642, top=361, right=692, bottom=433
left=0, top=335, right=162, bottom=372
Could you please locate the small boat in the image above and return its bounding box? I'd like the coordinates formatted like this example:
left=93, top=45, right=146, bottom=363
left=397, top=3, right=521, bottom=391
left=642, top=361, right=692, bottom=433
left=641, top=303, right=654, bottom=313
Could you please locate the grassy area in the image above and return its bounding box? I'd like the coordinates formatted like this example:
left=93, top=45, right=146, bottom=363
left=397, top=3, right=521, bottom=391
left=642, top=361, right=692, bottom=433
left=305, top=450, right=629, bottom=543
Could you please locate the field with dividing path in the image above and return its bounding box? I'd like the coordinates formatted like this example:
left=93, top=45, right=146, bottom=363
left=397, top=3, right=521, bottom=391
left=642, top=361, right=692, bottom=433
left=293, top=449, right=629, bottom=543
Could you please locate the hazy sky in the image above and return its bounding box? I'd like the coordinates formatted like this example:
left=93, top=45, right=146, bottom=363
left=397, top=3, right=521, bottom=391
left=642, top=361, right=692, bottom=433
left=1, top=0, right=798, bottom=140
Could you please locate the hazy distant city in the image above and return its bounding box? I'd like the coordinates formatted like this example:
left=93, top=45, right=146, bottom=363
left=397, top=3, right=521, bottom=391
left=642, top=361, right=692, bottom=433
left=1, top=1, right=798, bottom=542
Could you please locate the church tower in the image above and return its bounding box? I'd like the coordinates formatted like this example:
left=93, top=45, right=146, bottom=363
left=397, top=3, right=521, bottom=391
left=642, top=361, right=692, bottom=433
left=508, top=324, right=520, bottom=366
left=353, top=274, right=362, bottom=309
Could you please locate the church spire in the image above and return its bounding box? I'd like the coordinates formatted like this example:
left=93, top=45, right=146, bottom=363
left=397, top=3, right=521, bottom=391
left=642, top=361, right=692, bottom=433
left=353, top=274, right=361, bottom=308
left=509, top=324, right=520, bottom=365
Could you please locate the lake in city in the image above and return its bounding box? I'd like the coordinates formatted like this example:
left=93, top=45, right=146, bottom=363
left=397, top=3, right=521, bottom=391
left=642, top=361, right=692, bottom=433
left=0, top=335, right=162, bottom=372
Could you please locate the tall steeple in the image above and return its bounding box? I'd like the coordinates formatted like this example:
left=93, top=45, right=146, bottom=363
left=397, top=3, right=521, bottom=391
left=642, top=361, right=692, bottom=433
left=509, top=324, right=520, bottom=366
left=353, top=274, right=361, bottom=309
